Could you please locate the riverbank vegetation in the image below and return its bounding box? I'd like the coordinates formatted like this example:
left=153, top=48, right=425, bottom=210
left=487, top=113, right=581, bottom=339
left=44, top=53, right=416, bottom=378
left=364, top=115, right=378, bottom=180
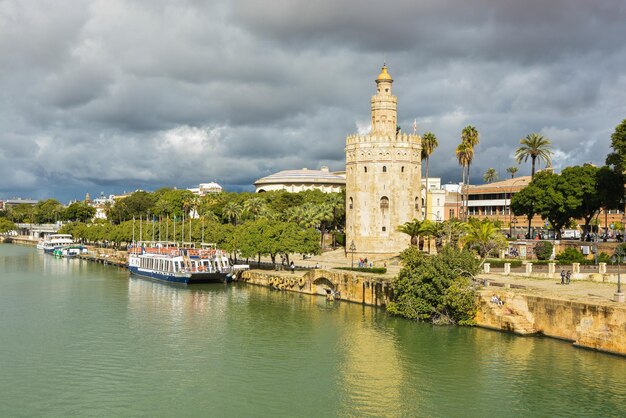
left=388, top=246, right=479, bottom=325
left=46, top=189, right=345, bottom=263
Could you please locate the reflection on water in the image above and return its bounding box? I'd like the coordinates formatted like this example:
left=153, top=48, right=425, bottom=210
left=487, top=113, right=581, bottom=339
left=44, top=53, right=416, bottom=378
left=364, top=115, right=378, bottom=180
left=0, top=244, right=625, bottom=418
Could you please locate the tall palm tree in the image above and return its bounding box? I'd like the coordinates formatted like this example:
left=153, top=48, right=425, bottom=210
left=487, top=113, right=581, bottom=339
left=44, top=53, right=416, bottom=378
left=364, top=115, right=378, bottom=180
left=455, top=142, right=473, bottom=220
left=506, top=166, right=519, bottom=178
left=421, top=132, right=439, bottom=219
left=515, top=133, right=553, bottom=178
left=461, top=125, right=480, bottom=172
left=483, top=168, right=498, bottom=183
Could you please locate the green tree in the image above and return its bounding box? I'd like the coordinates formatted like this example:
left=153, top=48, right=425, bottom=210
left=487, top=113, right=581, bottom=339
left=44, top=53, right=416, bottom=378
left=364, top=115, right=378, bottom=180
left=506, top=166, right=519, bottom=178
left=483, top=168, right=498, bottom=183
left=34, top=199, right=64, bottom=223
left=63, top=202, right=96, bottom=223
left=222, top=201, right=243, bottom=225
left=455, top=142, right=472, bottom=220
left=6, top=204, right=34, bottom=223
left=515, top=133, right=553, bottom=179
left=421, top=132, right=439, bottom=214
left=387, top=246, right=479, bottom=325
left=0, top=218, right=16, bottom=233
left=397, top=219, right=432, bottom=250
left=606, top=118, right=626, bottom=173
left=462, top=218, right=507, bottom=263
left=243, top=197, right=266, bottom=220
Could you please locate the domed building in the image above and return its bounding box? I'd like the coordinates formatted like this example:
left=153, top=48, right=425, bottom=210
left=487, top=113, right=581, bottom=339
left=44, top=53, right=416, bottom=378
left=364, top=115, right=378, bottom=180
left=254, top=166, right=345, bottom=193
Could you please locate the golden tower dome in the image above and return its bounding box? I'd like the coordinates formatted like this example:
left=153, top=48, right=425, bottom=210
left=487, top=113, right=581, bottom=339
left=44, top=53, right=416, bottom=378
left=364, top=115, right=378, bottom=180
left=376, top=64, right=393, bottom=82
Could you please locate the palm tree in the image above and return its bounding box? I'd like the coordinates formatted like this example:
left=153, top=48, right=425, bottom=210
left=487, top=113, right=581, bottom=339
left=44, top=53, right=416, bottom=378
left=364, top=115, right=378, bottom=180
left=515, top=133, right=553, bottom=178
left=222, top=202, right=243, bottom=225
left=506, top=166, right=519, bottom=178
left=455, top=142, right=473, bottom=220
left=243, top=197, right=266, bottom=220
left=421, top=132, right=439, bottom=218
left=397, top=219, right=431, bottom=250
left=483, top=168, right=498, bottom=183
left=462, top=218, right=507, bottom=265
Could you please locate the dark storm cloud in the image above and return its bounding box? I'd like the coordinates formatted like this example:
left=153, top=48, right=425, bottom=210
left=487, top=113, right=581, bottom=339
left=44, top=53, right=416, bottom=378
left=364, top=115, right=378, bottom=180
left=1, top=0, right=625, bottom=201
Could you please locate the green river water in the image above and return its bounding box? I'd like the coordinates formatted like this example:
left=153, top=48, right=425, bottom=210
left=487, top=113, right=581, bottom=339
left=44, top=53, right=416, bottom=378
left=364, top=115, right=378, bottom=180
left=0, top=244, right=624, bottom=417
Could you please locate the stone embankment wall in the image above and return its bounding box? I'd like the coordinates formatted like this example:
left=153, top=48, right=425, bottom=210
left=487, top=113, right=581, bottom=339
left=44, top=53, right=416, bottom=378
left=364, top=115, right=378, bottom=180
left=476, top=291, right=626, bottom=356
left=240, top=269, right=393, bottom=307
left=242, top=269, right=625, bottom=356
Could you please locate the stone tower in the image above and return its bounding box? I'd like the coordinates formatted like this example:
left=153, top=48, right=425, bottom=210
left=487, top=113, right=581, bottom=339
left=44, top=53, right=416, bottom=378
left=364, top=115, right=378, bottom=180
left=345, top=65, right=422, bottom=255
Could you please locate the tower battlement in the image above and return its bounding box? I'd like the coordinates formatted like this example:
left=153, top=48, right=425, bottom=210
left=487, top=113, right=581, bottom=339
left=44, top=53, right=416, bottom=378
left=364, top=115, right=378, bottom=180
left=346, top=133, right=421, bottom=145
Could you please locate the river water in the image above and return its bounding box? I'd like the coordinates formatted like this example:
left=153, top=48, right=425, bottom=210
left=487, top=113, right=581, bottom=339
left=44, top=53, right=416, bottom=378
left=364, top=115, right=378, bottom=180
left=0, top=244, right=624, bottom=417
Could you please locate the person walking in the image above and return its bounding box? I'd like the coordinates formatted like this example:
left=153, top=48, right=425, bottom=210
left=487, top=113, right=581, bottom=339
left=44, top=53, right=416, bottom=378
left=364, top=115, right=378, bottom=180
left=290, top=261, right=295, bottom=274
left=566, top=270, right=571, bottom=285
left=560, top=270, right=566, bottom=285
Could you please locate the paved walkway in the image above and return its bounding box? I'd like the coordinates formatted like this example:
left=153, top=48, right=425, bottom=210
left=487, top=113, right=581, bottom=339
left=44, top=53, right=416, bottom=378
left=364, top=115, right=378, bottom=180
left=479, top=273, right=623, bottom=305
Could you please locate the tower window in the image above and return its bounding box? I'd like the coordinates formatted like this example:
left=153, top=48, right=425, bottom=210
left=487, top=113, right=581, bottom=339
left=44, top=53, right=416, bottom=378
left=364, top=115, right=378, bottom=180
left=382, top=166, right=387, bottom=173
left=380, top=196, right=389, bottom=209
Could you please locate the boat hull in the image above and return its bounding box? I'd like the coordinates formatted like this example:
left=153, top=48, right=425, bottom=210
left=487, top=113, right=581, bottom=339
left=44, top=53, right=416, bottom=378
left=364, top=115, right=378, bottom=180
left=128, top=266, right=230, bottom=284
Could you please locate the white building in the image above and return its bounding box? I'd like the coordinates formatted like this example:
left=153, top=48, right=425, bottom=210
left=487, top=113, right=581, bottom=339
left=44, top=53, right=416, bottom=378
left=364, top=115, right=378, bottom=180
left=188, top=182, right=223, bottom=196
left=254, top=167, right=345, bottom=193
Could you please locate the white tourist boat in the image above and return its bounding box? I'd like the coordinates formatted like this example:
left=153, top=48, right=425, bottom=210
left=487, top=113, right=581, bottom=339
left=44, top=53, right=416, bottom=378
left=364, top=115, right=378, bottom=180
left=38, top=234, right=76, bottom=254
left=128, top=245, right=249, bottom=284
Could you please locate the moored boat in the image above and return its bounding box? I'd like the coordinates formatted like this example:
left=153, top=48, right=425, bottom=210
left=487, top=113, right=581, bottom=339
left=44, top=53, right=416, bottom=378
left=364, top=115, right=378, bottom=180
left=52, top=245, right=88, bottom=258
left=39, top=234, right=75, bottom=254
left=127, top=245, right=248, bottom=284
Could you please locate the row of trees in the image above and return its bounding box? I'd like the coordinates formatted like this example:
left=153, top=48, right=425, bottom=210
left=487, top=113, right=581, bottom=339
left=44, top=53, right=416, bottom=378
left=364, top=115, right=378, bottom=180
left=397, top=218, right=507, bottom=264
left=1, top=200, right=95, bottom=224
left=59, top=217, right=320, bottom=264
left=511, top=165, right=623, bottom=239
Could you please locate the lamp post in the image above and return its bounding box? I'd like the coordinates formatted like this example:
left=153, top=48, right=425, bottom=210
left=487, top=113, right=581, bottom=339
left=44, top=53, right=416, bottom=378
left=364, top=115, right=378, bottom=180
left=613, top=246, right=625, bottom=302
left=349, top=240, right=356, bottom=269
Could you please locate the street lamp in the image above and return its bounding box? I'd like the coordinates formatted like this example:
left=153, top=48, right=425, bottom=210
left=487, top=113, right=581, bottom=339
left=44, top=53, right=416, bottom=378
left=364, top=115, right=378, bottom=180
left=612, top=246, right=624, bottom=302
left=349, top=240, right=357, bottom=269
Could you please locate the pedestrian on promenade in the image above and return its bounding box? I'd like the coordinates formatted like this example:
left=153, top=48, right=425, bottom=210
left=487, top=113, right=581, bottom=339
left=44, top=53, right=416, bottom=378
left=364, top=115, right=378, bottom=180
left=290, top=261, right=295, bottom=274
left=566, top=270, right=571, bottom=285
left=560, top=270, right=566, bottom=285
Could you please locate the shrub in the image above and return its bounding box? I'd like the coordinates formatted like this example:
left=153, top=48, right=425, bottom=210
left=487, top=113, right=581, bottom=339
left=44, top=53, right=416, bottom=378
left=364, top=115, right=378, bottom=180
left=387, top=245, right=479, bottom=325
left=556, top=247, right=586, bottom=264
left=485, top=259, right=523, bottom=268
left=534, top=241, right=554, bottom=260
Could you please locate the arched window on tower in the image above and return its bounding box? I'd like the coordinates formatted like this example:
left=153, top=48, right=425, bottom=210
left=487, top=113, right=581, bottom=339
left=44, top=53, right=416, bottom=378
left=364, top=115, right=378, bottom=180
left=349, top=197, right=353, bottom=209
left=380, top=196, right=389, bottom=210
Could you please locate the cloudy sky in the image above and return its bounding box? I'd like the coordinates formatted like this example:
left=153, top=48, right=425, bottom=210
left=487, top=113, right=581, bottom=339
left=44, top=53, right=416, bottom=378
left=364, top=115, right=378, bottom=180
left=1, top=0, right=625, bottom=202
